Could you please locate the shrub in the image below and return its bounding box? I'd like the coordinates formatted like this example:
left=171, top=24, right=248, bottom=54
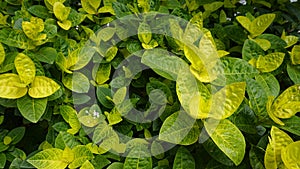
left=0, top=0, right=300, bottom=169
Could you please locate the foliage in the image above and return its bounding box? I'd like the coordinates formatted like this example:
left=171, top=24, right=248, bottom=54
left=0, top=0, right=300, bottom=169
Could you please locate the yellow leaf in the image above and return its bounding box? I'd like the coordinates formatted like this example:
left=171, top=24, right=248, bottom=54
left=0, top=73, right=28, bottom=99
left=14, top=53, right=36, bottom=85
left=28, top=76, right=60, bottom=98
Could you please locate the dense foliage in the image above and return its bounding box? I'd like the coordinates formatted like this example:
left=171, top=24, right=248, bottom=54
left=0, top=0, right=300, bottom=168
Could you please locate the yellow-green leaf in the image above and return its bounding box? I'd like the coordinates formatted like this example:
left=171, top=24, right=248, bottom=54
left=281, top=141, right=300, bottom=169
left=94, top=63, right=111, bottom=85
left=0, top=43, right=5, bottom=65
left=0, top=73, right=28, bottom=99
left=28, top=76, right=61, bottom=98
left=27, top=148, right=68, bottom=169
left=53, top=2, right=71, bottom=21
left=81, top=0, right=101, bottom=14
left=69, top=145, right=93, bottom=169
left=62, top=72, right=90, bottom=93
left=253, top=38, right=271, bottom=51
left=57, top=20, right=72, bottom=30
left=236, top=16, right=251, bottom=33
left=281, top=31, right=299, bottom=48
left=256, top=52, right=285, bottom=72
left=138, top=22, right=152, bottom=44
left=80, top=160, right=94, bottom=169
left=62, top=147, right=74, bottom=164
left=266, top=96, right=284, bottom=126
left=264, top=142, right=277, bottom=169
left=204, top=119, right=246, bottom=166
left=291, top=45, right=300, bottom=65
left=59, top=105, right=81, bottom=134
left=14, top=53, right=36, bottom=85
left=271, top=84, right=300, bottom=119
left=250, top=14, right=276, bottom=38
left=209, top=82, right=246, bottom=119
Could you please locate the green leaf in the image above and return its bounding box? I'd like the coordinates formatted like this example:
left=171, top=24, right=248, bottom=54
left=250, top=14, right=276, bottom=38
left=256, top=52, right=285, bottom=72
left=0, top=43, right=5, bottom=65
left=141, top=48, right=186, bottom=81
left=32, top=47, right=58, bottom=64
left=0, top=153, right=6, bottom=168
left=159, top=111, right=199, bottom=145
left=94, top=63, right=111, bottom=85
left=53, top=2, right=71, bottom=21
left=124, top=144, right=152, bottom=169
left=96, top=86, right=114, bottom=108
left=27, top=148, right=68, bottom=169
left=204, top=119, right=246, bottom=166
left=209, top=82, right=246, bottom=119
left=138, top=22, right=152, bottom=44
left=62, top=72, right=90, bottom=93
left=287, top=64, right=300, bottom=84
left=81, top=0, right=101, bottom=14
left=0, top=28, right=35, bottom=49
left=173, top=147, right=195, bottom=169
left=29, top=76, right=61, bottom=98
left=246, top=79, right=268, bottom=121
left=242, top=39, right=265, bottom=62
left=105, top=108, right=123, bottom=125
left=0, top=73, right=28, bottom=99
left=28, top=5, right=52, bottom=19
left=249, top=146, right=265, bottom=169
left=80, top=160, right=94, bottom=169
left=17, top=95, right=47, bottom=123
left=255, top=73, right=280, bottom=97
left=14, top=53, right=36, bottom=85
left=69, top=145, right=93, bottom=168
left=7, top=127, right=25, bottom=145
left=212, top=57, right=259, bottom=86
left=59, top=105, right=81, bottom=134
left=113, top=87, right=127, bottom=105
left=291, top=45, right=300, bottom=65
left=107, top=162, right=123, bottom=169
left=253, top=38, right=271, bottom=51
left=55, top=131, right=81, bottom=149
left=280, top=116, right=300, bottom=136
left=93, top=119, right=119, bottom=152
left=281, top=141, right=300, bottom=169
left=271, top=84, right=300, bottom=119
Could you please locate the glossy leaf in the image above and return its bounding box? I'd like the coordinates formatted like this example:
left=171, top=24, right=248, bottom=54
left=81, top=0, right=100, bottom=14
left=173, top=147, right=195, bottom=169
left=291, top=45, right=300, bottom=65
left=212, top=57, right=259, bottom=86
left=0, top=73, right=27, bottom=99
left=159, top=111, right=200, bottom=145
left=242, top=39, right=265, bottom=62
left=271, top=84, right=300, bottom=119
left=255, top=73, right=280, bottom=97
left=14, top=53, right=36, bottom=85
left=0, top=43, right=4, bottom=65
left=204, top=119, right=246, bottom=166
left=250, top=14, right=276, bottom=38
left=27, top=148, right=68, bottom=169
left=281, top=141, right=300, bottom=169
left=236, top=16, right=251, bottom=33
left=62, top=72, right=89, bottom=93
left=69, top=145, right=93, bottom=168
left=28, top=76, right=61, bottom=98
left=17, top=95, right=47, bottom=123
left=53, top=2, right=71, bottom=21
left=209, top=82, right=246, bottom=119
left=256, top=52, right=285, bottom=72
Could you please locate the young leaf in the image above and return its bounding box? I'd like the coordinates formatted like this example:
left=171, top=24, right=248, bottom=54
left=236, top=16, right=251, bottom=33
left=62, top=72, right=90, bottom=93
left=94, top=63, right=111, bottom=85
left=59, top=105, right=81, bottom=134
left=81, top=0, right=101, bottom=14
left=80, top=160, right=94, bottom=169
left=28, top=76, right=61, bottom=98
left=159, top=111, right=199, bottom=145
left=281, top=141, right=300, bottom=169
left=172, top=147, right=195, bottom=169
left=291, top=45, right=300, bottom=65
left=271, top=84, right=300, bottom=119
left=27, top=148, right=68, bottom=169
left=204, top=119, right=246, bottom=166
left=0, top=43, right=5, bottom=65
left=0, top=73, right=28, bottom=99
left=256, top=52, right=285, bottom=72
left=209, top=82, right=246, bottom=119
left=250, top=14, right=276, bottom=38
left=14, top=53, right=36, bottom=85
left=69, top=145, right=93, bottom=168
left=53, top=2, right=71, bottom=21
left=17, top=95, right=47, bottom=123
left=57, top=20, right=72, bottom=30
